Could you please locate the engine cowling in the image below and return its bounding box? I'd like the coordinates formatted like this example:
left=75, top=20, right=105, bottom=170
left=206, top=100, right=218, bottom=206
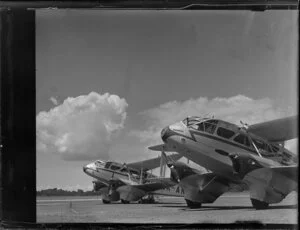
left=168, top=161, right=197, bottom=183
left=93, top=181, right=106, bottom=191
left=228, top=152, right=263, bottom=179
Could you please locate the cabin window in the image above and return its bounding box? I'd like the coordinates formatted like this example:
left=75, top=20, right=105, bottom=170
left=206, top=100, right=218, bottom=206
left=130, top=169, right=139, bottom=176
left=217, top=127, right=235, bottom=139
left=197, top=123, right=205, bottom=131
left=110, top=165, right=121, bottom=171
left=253, top=139, right=268, bottom=152
left=281, top=151, right=293, bottom=164
left=271, top=144, right=279, bottom=152
left=105, top=162, right=112, bottom=169
left=233, top=134, right=250, bottom=147
left=266, top=144, right=273, bottom=153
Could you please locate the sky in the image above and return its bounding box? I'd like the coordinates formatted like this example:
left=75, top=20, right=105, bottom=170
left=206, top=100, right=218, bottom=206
left=36, top=10, right=298, bottom=191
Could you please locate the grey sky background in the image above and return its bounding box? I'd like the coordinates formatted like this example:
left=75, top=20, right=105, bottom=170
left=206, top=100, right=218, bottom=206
left=36, top=10, right=298, bottom=190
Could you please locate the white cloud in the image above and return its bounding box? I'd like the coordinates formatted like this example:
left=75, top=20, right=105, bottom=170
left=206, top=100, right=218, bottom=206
left=131, top=95, right=292, bottom=144
left=49, top=96, right=59, bottom=105
left=37, top=92, right=128, bottom=161
left=285, top=139, right=298, bottom=153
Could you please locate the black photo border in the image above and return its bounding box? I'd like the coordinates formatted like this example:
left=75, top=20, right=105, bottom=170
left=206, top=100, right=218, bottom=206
left=0, top=1, right=298, bottom=229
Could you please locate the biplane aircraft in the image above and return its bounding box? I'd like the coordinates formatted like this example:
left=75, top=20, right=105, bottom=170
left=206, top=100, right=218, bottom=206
left=149, top=115, right=298, bottom=209
left=83, top=153, right=182, bottom=204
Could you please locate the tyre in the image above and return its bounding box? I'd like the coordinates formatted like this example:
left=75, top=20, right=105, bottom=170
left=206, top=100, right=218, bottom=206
left=251, top=198, right=269, bottom=209
left=121, top=199, right=130, bottom=204
left=185, top=199, right=202, bottom=209
left=102, top=199, right=111, bottom=204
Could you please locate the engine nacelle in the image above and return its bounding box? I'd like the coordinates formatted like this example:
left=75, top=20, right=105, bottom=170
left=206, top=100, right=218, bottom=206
left=228, top=152, right=263, bottom=179
left=93, top=181, right=106, bottom=191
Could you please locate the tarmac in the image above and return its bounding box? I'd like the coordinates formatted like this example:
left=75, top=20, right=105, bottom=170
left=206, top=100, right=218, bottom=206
left=37, top=192, right=298, bottom=224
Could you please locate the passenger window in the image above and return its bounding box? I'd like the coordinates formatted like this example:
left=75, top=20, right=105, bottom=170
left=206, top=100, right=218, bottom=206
left=253, top=139, right=268, bottom=151
left=105, top=162, right=112, bottom=169
left=198, top=123, right=205, bottom=131
left=130, top=170, right=139, bottom=176
left=110, top=165, right=120, bottom=171
left=245, top=137, right=250, bottom=147
left=266, top=144, right=272, bottom=153
left=233, top=134, right=250, bottom=147
left=271, top=144, right=279, bottom=152
left=217, top=127, right=235, bottom=139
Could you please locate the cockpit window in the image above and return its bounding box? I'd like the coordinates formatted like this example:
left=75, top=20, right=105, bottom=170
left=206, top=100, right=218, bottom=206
left=182, top=118, right=188, bottom=126
left=217, top=127, right=235, bottom=139
left=183, top=116, right=202, bottom=126
left=190, top=119, right=218, bottom=134
left=95, top=160, right=105, bottom=167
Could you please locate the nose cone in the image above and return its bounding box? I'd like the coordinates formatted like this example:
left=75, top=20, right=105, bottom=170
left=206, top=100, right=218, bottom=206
left=83, top=162, right=97, bottom=175
left=83, top=165, right=88, bottom=172
left=161, top=126, right=171, bottom=143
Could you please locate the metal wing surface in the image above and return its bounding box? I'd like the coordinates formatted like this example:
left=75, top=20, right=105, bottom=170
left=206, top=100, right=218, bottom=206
left=119, top=177, right=176, bottom=192
left=248, top=115, right=298, bottom=142
left=127, top=153, right=182, bottom=171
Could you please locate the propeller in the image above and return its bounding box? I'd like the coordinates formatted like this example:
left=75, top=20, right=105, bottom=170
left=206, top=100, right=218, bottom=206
left=240, top=120, right=249, bottom=130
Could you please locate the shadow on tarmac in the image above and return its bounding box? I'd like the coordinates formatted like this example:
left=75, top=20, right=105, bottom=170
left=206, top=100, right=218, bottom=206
left=159, top=204, right=297, bottom=211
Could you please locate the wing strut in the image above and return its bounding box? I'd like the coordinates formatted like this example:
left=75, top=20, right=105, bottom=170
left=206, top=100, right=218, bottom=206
left=248, top=135, right=262, bottom=158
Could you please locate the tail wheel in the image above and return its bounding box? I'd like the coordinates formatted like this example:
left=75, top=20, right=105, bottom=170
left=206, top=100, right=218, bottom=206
left=185, top=199, right=202, bottom=209
left=102, top=199, right=111, bottom=204
left=250, top=198, right=269, bottom=209
left=121, top=199, right=130, bottom=204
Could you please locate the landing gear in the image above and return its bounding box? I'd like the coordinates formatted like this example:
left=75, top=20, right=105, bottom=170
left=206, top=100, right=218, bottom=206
left=185, top=199, right=202, bottom=209
left=102, top=199, right=111, bottom=204
left=251, top=198, right=269, bottom=210
left=121, top=199, right=130, bottom=204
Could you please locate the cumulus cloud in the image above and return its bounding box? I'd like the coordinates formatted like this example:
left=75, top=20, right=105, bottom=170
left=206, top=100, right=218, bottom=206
left=285, top=139, right=298, bottom=153
left=37, top=92, right=128, bottom=161
left=130, top=95, right=294, bottom=146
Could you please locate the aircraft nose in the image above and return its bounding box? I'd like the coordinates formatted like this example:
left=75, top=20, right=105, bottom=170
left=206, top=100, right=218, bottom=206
left=161, top=126, right=171, bottom=143
left=83, top=165, right=88, bottom=173
left=83, top=162, right=96, bottom=174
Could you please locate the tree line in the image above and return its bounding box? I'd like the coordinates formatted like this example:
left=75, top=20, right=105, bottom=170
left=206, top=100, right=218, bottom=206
left=36, top=188, right=100, bottom=196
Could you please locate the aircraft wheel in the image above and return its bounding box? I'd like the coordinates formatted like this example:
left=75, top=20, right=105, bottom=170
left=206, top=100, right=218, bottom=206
left=102, top=199, right=111, bottom=204
left=185, top=199, right=202, bottom=209
left=250, top=199, right=269, bottom=209
left=121, top=199, right=130, bottom=204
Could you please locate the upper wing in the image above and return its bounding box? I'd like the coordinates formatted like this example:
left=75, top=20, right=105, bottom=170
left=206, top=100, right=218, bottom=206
left=127, top=153, right=182, bottom=171
left=248, top=115, right=298, bottom=142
